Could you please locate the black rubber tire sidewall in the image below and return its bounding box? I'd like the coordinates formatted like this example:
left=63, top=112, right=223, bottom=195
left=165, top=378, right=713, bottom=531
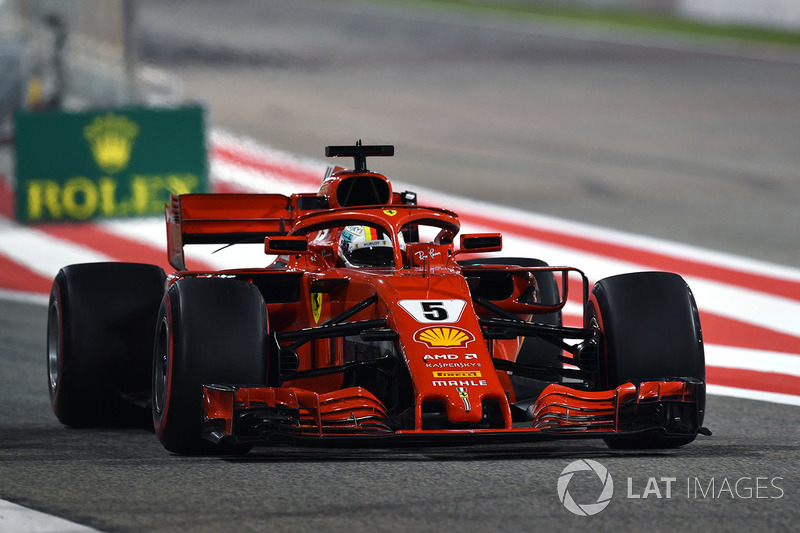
left=587, top=271, right=705, bottom=448
left=153, top=278, right=267, bottom=454
left=589, top=272, right=704, bottom=389
left=47, top=263, right=166, bottom=427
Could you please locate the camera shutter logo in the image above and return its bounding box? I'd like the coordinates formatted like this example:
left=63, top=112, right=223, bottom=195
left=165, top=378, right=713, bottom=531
left=557, top=459, right=614, bottom=516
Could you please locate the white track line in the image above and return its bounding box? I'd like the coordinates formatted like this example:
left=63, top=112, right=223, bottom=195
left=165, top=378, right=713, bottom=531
left=706, top=345, right=800, bottom=378
left=100, top=217, right=275, bottom=269
left=0, top=498, right=99, bottom=532
left=450, top=216, right=800, bottom=341
left=706, top=385, right=800, bottom=407
left=211, top=159, right=303, bottom=196
left=0, top=287, right=50, bottom=306
left=423, top=189, right=800, bottom=284
left=0, top=219, right=113, bottom=280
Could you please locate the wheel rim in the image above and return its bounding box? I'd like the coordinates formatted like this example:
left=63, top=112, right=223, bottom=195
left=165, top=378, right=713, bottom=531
left=47, top=299, right=60, bottom=394
left=589, top=314, right=601, bottom=341
left=153, top=317, right=170, bottom=417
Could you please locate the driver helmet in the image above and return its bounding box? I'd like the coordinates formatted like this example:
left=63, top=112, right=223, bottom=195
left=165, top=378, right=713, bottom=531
left=338, top=225, right=402, bottom=267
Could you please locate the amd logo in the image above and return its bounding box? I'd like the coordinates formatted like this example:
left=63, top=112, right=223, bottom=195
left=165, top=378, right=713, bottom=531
left=423, top=353, right=478, bottom=360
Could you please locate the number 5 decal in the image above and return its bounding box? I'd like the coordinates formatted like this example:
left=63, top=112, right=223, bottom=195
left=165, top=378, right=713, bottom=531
left=399, top=299, right=467, bottom=323
left=421, top=301, right=448, bottom=321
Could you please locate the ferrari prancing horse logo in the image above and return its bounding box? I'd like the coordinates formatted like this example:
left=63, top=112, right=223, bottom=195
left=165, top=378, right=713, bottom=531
left=311, top=292, right=322, bottom=324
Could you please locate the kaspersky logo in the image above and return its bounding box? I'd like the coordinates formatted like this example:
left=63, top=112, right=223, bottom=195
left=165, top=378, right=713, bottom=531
left=84, top=113, right=139, bottom=174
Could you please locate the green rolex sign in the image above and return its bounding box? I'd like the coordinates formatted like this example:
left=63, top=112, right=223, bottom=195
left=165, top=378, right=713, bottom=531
left=13, top=105, right=208, bottom=222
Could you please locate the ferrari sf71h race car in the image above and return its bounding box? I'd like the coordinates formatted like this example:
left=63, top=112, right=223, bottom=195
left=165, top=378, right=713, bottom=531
left=47, top=143, right=708, bottom=454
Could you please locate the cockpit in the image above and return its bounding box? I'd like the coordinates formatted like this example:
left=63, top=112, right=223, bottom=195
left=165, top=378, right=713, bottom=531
left=289, top=205, right=461, bottom=270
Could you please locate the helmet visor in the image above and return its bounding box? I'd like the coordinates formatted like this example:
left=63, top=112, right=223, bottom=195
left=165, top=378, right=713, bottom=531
left=347, top=245, right=394, bottom=267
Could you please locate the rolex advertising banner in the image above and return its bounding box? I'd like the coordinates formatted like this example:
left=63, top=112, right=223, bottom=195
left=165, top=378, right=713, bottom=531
left=13, top=105, right=208, bottom=222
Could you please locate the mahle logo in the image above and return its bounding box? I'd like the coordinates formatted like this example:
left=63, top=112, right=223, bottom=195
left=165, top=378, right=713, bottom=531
left=557, top=459, right=614, bottom=516
left=84, top=113, right=139, bottom=174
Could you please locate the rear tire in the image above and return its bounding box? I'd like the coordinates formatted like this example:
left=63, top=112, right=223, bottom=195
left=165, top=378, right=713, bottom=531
left=47, top=263, right=166, bottom=427
left=586, top=272, right=705, bottom=449
left=152, top=278, right=268, bottom=455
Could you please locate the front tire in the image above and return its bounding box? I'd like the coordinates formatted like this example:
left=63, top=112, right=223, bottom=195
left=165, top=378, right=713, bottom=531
left=587, top=272, right=705, bottom=449
left=152, top=278, right=268, bottom=454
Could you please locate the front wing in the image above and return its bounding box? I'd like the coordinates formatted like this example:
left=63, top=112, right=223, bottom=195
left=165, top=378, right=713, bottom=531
left=201, top=379, right=704, bottom=446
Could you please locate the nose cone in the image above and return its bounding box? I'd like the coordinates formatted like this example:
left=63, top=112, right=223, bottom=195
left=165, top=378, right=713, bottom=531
left=385, top=275, right=513, bottom=430
left=425, top=375, right=493, bottom=425
left=401, top=325, right=511, bottom=429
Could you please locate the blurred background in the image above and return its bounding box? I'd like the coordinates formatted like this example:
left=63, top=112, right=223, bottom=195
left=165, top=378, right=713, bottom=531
left=2, top=0, right=799, bottom=265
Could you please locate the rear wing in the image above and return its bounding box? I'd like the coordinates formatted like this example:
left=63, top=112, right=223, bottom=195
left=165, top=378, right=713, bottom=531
left=166, top=193, right=295, bottom=270
left=165, top=171, right=420, bottom=270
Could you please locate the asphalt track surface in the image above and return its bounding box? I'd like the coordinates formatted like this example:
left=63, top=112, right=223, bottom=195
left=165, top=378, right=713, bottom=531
left=2, top=0, right=800, bottom=531
left=1, top=297, right=798, bottom=531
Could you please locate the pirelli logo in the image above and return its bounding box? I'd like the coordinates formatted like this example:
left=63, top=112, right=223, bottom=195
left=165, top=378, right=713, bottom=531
left=432, top=371, right=482, bottom=379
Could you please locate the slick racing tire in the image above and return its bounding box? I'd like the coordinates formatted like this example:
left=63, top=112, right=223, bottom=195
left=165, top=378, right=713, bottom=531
left=47, top=263, right=166, bottom=428
left=152, top=278, right=267, bottom=455
left=586, top=272, right=705, bottom=449
left=459, top=257, right=562, bottom=400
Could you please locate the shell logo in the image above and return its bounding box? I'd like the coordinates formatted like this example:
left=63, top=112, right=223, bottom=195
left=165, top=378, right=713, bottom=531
left=414, top=326, right=474, bottom=348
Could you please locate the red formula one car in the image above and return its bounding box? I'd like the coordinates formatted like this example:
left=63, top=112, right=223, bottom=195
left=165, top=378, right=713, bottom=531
left=47, top=143, right=708, bottom=454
